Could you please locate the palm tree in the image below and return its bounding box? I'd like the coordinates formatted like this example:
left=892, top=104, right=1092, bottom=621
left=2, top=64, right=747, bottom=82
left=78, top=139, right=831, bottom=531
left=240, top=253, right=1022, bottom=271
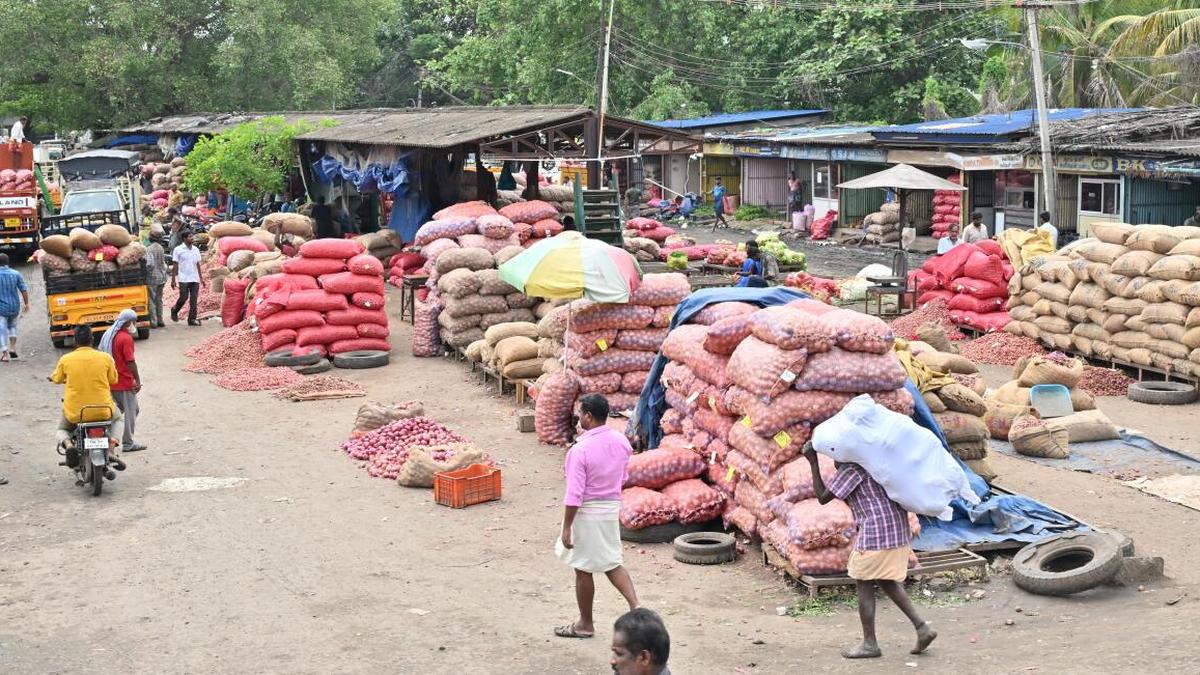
left=1102, top=0, right=1200, bottom=105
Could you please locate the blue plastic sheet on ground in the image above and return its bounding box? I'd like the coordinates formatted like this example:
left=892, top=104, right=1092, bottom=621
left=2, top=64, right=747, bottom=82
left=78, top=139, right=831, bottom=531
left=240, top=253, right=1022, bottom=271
left=628, top=288, right=1085, bottom=551
left=630, top=286, right=810, bottom=450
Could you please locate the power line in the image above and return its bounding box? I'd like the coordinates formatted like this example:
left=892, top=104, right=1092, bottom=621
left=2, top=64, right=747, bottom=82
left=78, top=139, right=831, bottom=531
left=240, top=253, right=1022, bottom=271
left=696, top=0, right=1102, bottom=12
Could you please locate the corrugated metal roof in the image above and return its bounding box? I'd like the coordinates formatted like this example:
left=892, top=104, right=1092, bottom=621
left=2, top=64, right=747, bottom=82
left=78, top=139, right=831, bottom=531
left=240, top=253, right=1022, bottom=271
left=124, top=110, right=369, bottom=135
left=294, top=105, right=593, bottom=147
left=651, top=109, right=829, bottom=129
left=712, top=125, right=881, bottom=146
left=872, top=108, right=1139, bottom=144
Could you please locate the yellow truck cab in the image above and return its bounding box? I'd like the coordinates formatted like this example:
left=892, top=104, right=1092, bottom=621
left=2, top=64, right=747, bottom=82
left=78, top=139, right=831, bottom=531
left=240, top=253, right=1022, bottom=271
left=41, top=151, right=149, bottom=348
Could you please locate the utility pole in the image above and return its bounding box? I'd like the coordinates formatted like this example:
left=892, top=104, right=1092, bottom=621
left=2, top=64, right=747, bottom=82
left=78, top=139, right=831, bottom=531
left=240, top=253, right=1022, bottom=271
left=1024, top=2, right=1056, bottom=221
left=590, top=0, right=615, bottom=189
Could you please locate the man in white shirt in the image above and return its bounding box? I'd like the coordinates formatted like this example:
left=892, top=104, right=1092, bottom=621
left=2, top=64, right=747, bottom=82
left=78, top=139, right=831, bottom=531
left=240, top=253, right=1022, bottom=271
left=9, top=116, right=27, bottom=143
left=1038, top=211, right=1059, bottom=249
left=936, top=222, right=961, bottom=255
left=961, top=212, right=988, bottom=244
left=170, top=231, right=204, bottom=326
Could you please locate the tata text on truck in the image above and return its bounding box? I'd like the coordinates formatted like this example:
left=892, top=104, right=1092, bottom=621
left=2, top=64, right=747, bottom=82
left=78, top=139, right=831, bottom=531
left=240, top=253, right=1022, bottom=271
left=0, top=140, right=41, bottom=258
left=41, top=150, right=150, bottom=347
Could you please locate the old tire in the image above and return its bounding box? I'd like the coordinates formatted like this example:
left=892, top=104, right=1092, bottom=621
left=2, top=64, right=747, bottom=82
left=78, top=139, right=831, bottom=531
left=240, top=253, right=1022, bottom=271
left=673, top=532, right=736, bottom=565
left=264, top=348, right=323, bottom=368
left=621, top=520, right=712, bottom=544
left=292, top=358, right=332, bottom=375
left=1012, top=532, right=1123, bottom=596
left=1127, top=381, right=1197, bottom=405
left=332, top=350, right=390, bottom=369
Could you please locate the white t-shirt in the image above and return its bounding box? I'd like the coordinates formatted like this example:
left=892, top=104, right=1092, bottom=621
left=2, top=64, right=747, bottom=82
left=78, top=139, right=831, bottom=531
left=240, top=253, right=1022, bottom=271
left=9, top=120, right=24, bottom=142
left=172, top=245, right=202, bottom=283
left=937, top=237, right=959, bottom=255
left=1038, top=223, right=1058, bottom=248
left=962, top=223, right=988, bottom=243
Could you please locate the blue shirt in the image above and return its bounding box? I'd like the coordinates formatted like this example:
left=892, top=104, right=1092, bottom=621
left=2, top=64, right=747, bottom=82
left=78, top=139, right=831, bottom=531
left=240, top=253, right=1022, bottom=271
left=713, top=184, right=726, bottom=202
left=734, top=258, right=762, bottom=287
left=0, top=266, right=28, bottom=316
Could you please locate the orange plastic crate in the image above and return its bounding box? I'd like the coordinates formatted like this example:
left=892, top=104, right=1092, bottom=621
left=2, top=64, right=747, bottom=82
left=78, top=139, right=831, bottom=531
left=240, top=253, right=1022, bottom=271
left=434, top=463, right=502, bottom=508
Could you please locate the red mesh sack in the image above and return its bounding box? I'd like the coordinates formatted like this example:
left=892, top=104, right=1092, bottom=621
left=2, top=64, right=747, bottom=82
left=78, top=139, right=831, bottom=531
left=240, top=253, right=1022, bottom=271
left=299, top=238, right=365, bottom=260
left=619, top=487, right=679, bottom=530
left=221, top=278, right=249, bottom=327
left=433, top=201, right=497, bottom=220
left=726, top=387, right=853, bottom=436
left=296, top=324, right=359, bottom=347
left=534, top=370, right=580, bottom=446
left=531, top=219, right=564, bottom=238
left=259, top=310, right=324, bottom=334
left=286, top=289, right=349, bottom=312
left=765, top=521, right=852, bottom=574
left=567, top=349, right=657, bottom=376
left=819, top=307, right=895, bottom=354
left=256, top=273, right=320, bottom=294
left=218, top=236, right=269, bottom=257
left=262, top=329, right=296, bottom=352
left=629, top=273, right=690, bottom=307
left=727, top=420, right=811, bottom=472
left=330, top=338, right=391, bottom=354
left=691, top=301, right=757, bottom=326
left=707, top=461, right=739, bottom=497
left=652, top=305, right=675, bottom=328
left=578, top=372, right=622, bottom=395
left=348, top=253, right=384, bottom=276
left=640, top=226, right=676, bottom=242
left=963, top=250, right=1006, bottom=287
left=621, top=370, right=648, bottom=394
left=351, top=292, right=384, bottom=310
left=420, top=237, right=460, bottom=263
left=458, top=233, right=520, bottom=254
left=661, top=479, right=725, bottom=524
left=628, top=217, right=662, bottom=231
left=728, top=336, right=809, bottom=399
left=415, top=218, right=478, bottom=246
left=785, top=498, right=857, bottom=550
left=976, top=239, right=1004, bottom=257
left=390, top=252, right=425, bottom=270
left=476, top=213, right=515, bottom=239
left=661, top=325, right=732, bottom=387
left=704, top=314, right=753, bottom=355
left=499, top=200, right=558, bottom=224
left=564, top=329, right=619, bottom=358
left=734, top=479, right=774, bottom=523
left=748, top=306, right=836, bottom=352
left=282, top=256, right=346, bottom=276
left=872, top=387, right=916, bottom=416
left=326, top=307, right=388, bottom=327
left=604, top=392, right=640, bottom=412
left=776, top=454, right=837, bottom=502
left=794, top=348, right=907, bottom=393
left=320, top=271, right=386, bottom=295
left=412, top=297, right=441, bottom=357
left=568, top=302, right=654, bottom=332
left=624, top=447, right=705, bottom=489
left=660, top=409, right=684, bottom=435
left=358, top=323, right=390, bottom=339
left=692, top=408, right=733, bottom=443
left=660, top=361, right=698, bottom=394
left=614, top=328, right=669, bottom=352
left=723, top=505, right=757, bottom=537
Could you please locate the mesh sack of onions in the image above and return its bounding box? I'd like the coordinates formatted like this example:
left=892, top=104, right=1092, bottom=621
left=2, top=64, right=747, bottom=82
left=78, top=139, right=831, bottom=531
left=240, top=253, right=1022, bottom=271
left=661, top=479, right=725, bottom=524
left=727, top=421, right=811, bottom=472
left=433, top=201, right=497, bottom=221
left=728, top=336, right=809, bottom=399
left=614, top=328, right=669, bottom=352
left=748, top=306, right=837, bottom=352
left=567, top=302, right=655, bottom=332
left=727, top=451, right=782, bottom=499
left=564, top=328, right=619, bottom=358
left=476, top=213, right=515, bottom=239
left=628, top=273, right=690, bottom=307
left=723, top=505, right=758, bottom=537
left=765, top=521, right=853, bottom=575
left=415, top=217, right=478, bottom=246
left=785, top=499, right=857, bottom=550
left=819, top=307, right=895, bottom=354
left=577, top=372, right=622, bottom=395
left=499, top=200, right=558, bottom=224
left=438, top=268, right=481, bottom=298
left=660, top=325, right=732, bottom=388
left=624, top=447, right=706, bottom=490
left=619, top=487, right=679, bottom=530
left=734, top=479, right=774, bottom=523
left=566, top=349, right=657, bottom=376
left=474, top=268, right=518, bottom=295
left=458, top=233, right=520, bottom=254
left=691, top=301, right=758, bottom=326
left=534, top=370, right=580, bottom=446
left=707, top=461, right=739, bottom=497
left=651, top=305, right=675, bottom=327
left=793, top=349, right=908, bottom=393
left=412, top=297, right=442, bottom=357
left=703, top=314, right=754, bottom=355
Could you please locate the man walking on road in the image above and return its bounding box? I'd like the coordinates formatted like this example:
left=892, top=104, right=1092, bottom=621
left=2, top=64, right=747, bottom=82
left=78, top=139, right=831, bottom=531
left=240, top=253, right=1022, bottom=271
left=0, top=252, right=30, bottom=359
left=144, top=232, right=168, bottom=328
left=99, top=309, right=145, bottom=454
left=555, top=394, right=639, bottom=639
left=170, top=231, right=203, bottom=326
left=711, top=177, right=729, bottom=229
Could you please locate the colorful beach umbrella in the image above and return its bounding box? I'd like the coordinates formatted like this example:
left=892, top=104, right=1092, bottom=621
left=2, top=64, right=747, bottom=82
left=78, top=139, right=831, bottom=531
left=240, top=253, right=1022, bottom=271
left=498, top=231, right=642, bottom=303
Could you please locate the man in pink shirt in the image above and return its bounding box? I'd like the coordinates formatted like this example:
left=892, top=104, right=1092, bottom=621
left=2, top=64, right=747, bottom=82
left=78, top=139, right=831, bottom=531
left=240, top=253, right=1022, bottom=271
left=555, top=394, right=640, bottom=639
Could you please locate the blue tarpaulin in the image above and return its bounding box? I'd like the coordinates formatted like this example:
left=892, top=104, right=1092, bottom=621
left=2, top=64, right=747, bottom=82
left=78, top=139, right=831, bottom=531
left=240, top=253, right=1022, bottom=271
left=103, top=134, right=157, bottom=148
left=175, top=134, right=198, bottom=157
left=311, top=153, right=426, bottom=243
left=629, top=287, right=1084, bottom=551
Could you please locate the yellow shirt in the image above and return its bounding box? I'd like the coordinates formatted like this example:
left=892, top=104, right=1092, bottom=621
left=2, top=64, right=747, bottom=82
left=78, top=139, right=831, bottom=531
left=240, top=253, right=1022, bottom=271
left=50, top=347, right=118, bottom=423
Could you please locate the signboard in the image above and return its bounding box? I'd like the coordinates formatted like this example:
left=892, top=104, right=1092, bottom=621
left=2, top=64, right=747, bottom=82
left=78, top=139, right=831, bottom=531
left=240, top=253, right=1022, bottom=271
left=0, top=196, right=36, bottom=210
left=955, top=153, right=1025, bottom=171
left=1024, top=154, right=1114, bottom=173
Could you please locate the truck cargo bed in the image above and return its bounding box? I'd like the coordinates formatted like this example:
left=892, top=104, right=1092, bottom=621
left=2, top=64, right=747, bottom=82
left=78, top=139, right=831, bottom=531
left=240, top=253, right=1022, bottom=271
left=43, top=260, right=147, bottom=294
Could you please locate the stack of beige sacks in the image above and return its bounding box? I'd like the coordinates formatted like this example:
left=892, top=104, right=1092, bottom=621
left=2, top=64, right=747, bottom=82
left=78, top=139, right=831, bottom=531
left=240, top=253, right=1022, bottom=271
left=1005, top=223, right=1200, bottom=378
left=862, top=203, right=902, bottom=245
left=434, top=246, right=537, bottom=348
left=984, top=353, right=1118, bottom=460
left=464, top=319, right=558, bottom=382
left=905, top=332, right=997, bottom=481
left=38, top=225, right=146, bottom=276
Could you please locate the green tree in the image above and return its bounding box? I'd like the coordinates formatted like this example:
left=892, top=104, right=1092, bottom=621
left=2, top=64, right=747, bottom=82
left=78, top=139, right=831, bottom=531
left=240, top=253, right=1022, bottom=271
left=184, top=117, right=314, bottom=198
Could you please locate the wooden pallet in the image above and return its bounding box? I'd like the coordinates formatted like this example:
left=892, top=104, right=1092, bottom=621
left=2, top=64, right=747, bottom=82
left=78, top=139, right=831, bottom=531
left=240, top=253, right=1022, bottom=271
left=762, top=546, right=988, bottom=599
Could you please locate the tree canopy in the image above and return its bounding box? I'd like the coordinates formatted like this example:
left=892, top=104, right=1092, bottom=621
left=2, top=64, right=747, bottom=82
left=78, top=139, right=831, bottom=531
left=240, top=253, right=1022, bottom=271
left=0, top=0, right=1193, bottom=134
left=183, top=117, right=312, bottom=197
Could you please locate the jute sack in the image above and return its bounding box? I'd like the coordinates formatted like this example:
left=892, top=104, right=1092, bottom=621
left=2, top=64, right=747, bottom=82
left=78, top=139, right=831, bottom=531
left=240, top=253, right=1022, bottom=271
left=1065, top=304, right=1089, bottom=324
left=1154, top=339, right=1190, bottom=360
left=933, top=411, right=989, bottom=444
left=917, top=322, right=957, bottom=354
left=1091, top=340, right=1113, bottom=359
left=1075, top=241, right=1127, bottom=265
left=494, top=335, right=539, bottom=366
left=1141, top=302, right=1188, bottom=324
left=983, top=400, right=1034, bottom=440
left=1009, top=414, right=1069, bottom=459
left=964, top=457, right=998, bottom=482
left=1048, top=333, right=1072, bottom=351
left=1111, top=250, right=1163, bottom=278
left=502, top=357, right=546, bottom=380
left=1017, top=355, right=1085, bottom=388
left=1168, top=239, right=1200, bottom=257
left=1051, top=410, right=1118, bottom=443
left=1125, top=225, right=1182, bottom=255
left=465, top=339, right=487, bottom=362
left=1127, top=348, right=1154, bottom=366
left=1160, top=279, right=1195, bottom=305
left=1136, top=280, right=1169, bottom=303
left=1033, top=315, right=1071, bottom=336
left=396, top=445, right=483, bottom=488
left=1034, top=282, right=1071, bottom=304
left=1148, top=255, right=1200, bottom=282
left=937, top=383, right=987, bottom=416
left=915, top=350, right=978, bottom=375
left=1091, top=222, right=1135, bottom=245
left=922, top=391, right=947, bottom=413
left=1072, top=335, right=1094, bottom=356
left=484, top=321, right=538, bottom=346
left=948, top=439, right=989, bottom=461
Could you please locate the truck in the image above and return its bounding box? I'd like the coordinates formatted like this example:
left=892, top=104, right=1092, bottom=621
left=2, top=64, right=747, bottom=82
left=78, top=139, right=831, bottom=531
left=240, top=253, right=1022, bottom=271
left=41, top=150, right=150, bottom=348
left=0, top=141, right=41, bottom=259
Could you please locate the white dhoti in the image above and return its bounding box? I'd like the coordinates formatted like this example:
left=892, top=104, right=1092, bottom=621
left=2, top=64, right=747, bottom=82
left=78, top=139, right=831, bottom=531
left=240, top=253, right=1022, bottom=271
left=555, top=500, right=623, bottom=574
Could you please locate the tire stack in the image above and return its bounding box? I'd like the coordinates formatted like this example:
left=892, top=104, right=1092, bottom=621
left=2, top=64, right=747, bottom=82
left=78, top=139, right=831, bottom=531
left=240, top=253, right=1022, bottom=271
left=1004, top=224, right=1200, bottom=380
left=252, top=238, right=390, bottom=372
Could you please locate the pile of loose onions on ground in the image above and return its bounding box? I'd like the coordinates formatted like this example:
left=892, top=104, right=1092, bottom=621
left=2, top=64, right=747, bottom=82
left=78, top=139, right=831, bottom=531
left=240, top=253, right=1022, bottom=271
left=212, top=366, right=304, bottom=391
left=1077, top=367, right=1133, bottom=397
left=957, top=332, right=1045, bottom=366
left=184, top=322, right=265, bottom=374
left=341, top=416, right=466, bottom=467
left=889, top=298, right=964, bottom=341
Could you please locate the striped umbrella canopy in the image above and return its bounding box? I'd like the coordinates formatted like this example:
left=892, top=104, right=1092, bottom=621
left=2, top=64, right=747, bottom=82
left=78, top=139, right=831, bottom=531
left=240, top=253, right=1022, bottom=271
left=498, top=231, right=642, bottom=303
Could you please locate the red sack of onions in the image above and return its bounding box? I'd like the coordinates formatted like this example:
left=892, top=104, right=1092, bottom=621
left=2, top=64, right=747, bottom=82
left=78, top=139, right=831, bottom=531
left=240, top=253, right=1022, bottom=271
left=619, top=487, right=679, bottom=530
left=614, top=327, right=669, bottom=352
left=793, top=348, right=908, bottom=393
left=819, top=307, right=895, bottom=354
left=785, top=498, right=857, bottom=550
left=661, top=479, right=725, bottom=524
left=534, top=370, right=580, bottom=446
left=727, top=421, right=811, bottom=472
left=704, top=314, right=754, bottom=355
left=624, top=447, right=705, bottom=490
left=748, top=306, right=836, bottom=352
left=728, top=336, right=809, bottom=399
left=691, top=301, right=757, bottom=326
left=628, top=272, right=690, bottom=307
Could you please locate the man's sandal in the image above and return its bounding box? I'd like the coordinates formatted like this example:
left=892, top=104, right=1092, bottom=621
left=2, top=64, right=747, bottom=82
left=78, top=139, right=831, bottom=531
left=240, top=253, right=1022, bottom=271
left=554, top=623, right=594, bottom=639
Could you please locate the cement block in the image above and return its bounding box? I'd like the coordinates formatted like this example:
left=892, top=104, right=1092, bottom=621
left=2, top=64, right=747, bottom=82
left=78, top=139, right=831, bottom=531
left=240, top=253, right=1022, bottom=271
left=1110, top=556, right=1165, bottom=587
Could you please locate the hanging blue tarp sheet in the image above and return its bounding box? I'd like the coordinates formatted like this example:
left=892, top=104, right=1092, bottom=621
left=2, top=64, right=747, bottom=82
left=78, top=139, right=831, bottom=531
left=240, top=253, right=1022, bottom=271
left=312, top=154, right=414, bottom=195
left=175, top=134, right=198, bottom=157
left=103, top=134, right=157, bottom=148
left=629, top=287, right=1085, bottom=551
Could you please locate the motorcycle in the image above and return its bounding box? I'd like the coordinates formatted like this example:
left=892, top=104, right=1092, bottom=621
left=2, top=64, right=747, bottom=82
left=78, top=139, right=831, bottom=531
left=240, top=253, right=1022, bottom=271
left=57, top=405, right=121, bottom=496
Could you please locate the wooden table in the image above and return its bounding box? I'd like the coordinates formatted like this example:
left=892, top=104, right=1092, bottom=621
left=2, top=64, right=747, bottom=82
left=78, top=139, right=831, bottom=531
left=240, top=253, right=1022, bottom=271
left=400, top=275, right=428, bottom=324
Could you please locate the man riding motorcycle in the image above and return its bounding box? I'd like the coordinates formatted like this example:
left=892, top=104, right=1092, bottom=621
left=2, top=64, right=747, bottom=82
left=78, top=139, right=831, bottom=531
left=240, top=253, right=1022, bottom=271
left=48, top=325, right=126, bottom=472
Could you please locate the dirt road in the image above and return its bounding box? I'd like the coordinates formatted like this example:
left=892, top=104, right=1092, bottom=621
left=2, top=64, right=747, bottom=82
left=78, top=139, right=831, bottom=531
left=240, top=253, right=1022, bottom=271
left=2, top=261, right=1198, bottom=674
